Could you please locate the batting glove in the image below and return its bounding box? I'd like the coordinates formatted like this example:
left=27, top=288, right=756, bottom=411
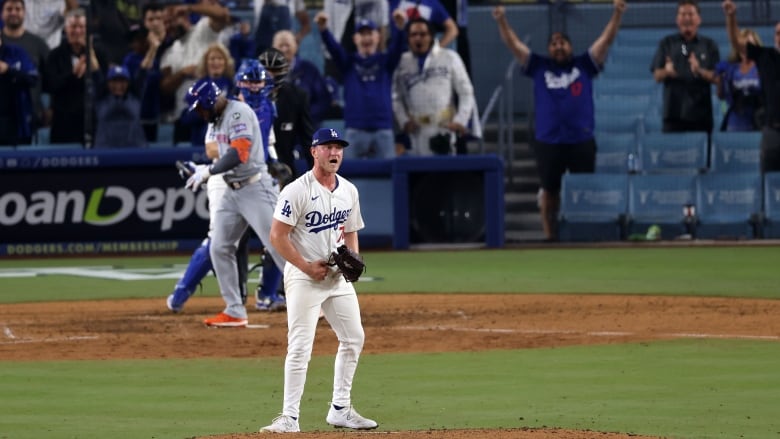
left=185, top=164, right=211, bottom=192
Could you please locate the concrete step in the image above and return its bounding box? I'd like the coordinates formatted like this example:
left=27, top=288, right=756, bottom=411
left=505, top=211, right=542, bottom=229
left=505, top=191, right=538, bottom=213
left=505, top=229, right=547, bottom=243
left=481, top=121, right=533, bottom=144
left=481, top=123, right=543, bottom=244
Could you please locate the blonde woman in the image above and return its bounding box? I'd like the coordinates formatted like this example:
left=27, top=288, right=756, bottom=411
left=715, top=28, right=763, bottom=131
left=181, top=43, right=236, bottom=146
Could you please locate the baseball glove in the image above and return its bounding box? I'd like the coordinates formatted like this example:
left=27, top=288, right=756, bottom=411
left=268, top=161, right=294, bottom=189
left=329, top=245, right=365, bottom=283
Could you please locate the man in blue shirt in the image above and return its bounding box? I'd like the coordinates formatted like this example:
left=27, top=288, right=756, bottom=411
left=316, top=11, right=407, bottom=159
left=0, top=32, right=38, bottom=145
left=493, top=0, right=626, bottom=241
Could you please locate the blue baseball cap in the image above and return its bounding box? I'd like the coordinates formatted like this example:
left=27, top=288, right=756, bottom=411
left=311, top=127, right=349, bottom=147
left=107, top=65, right=130, bottom=80
left=355, top=18, right=377, bottom=32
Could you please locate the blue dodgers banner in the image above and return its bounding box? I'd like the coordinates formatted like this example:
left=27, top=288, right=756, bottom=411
left=0, top=146, right=210, bottom=170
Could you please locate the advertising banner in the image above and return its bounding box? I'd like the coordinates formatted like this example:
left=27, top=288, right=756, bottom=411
left=1, top=164, right=210, bottom=256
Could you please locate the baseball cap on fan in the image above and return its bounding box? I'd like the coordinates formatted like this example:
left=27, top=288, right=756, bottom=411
left=107, top=65, right=130, bottom=80
left=355, top=18, right=377, bottom=32
left=311, top=127, right=350, bottom=147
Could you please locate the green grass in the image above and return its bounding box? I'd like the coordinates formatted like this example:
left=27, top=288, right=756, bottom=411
left=1, top=247, right=779, bottom=438
left=1, top=340, right=779, bottom=439
left=1, top=247, right=779, bottom=302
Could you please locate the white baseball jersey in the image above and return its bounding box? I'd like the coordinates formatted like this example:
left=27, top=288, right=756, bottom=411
left=392, top=41, right=475, bottom=129
left=273, top=170, right=364, bottom=280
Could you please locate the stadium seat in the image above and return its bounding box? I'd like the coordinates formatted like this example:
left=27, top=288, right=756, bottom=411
left=614, top=28, right=669, bottom=47
left=627, top=173, right=696, bottom=239
left=608, top=45, right=657, bottom=63
left=594, top=131, right=636, bottom=173
left=637, top=131, right=709, bottom=174
left=641, top=107, right=663, bottom=134
left=595, top=112, right=641, bottom=137
left=594, top=95, right=653, bottom=117
left=762, top=172, right=780, bottom=239
left=593, top=78, right=660, bottom=101
left=710, top=131, right=761, bottom=173
left=599, top=61, right=654, bottom=80
left=558, top=173, right=628, bottom=242
left=694, top=171, right=762, bottom=239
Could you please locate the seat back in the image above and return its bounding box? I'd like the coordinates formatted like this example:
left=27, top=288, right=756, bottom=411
left=595, top=112, right=641, bottom=136
left=763, top=172, right=780, bottom=238
left=599, top=61, right=654, bottom=80
left=595, top=131, right=636, bottom=173
left=627, top=173, right=696, bottom=239
left=593, top=78, right=660, bottom=100
left=638, top=131, right=708, bottom=173
left=559, top=173, right=628, bottom=221
left=629, top=173, right=696, bottom=222
left=695, top=171, right=761, bottom=239
left=594, top=95, right=652, bottom=116
left=710, top=131, right=761, bottom=173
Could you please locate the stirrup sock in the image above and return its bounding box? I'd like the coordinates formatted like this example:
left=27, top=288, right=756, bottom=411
left=260, top=256, right=283, bottom=300
left=174, top=240, right=212, bottom=296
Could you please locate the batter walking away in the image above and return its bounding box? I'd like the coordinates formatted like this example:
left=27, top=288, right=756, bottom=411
left=260, top=127, right=377, bottom=433
left=183, top=78, right=286, bottom=328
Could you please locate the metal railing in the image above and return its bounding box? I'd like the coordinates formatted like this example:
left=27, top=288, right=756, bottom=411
left=478, top=37, right=534, bottom=185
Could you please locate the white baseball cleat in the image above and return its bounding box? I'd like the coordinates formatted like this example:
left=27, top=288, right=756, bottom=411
left=260, top=414, right=300, bottom=433
left=326, top=404, right=378, bottom=430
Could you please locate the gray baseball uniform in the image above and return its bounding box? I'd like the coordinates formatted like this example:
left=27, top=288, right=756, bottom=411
left=209, top=99, right=286, bottom=320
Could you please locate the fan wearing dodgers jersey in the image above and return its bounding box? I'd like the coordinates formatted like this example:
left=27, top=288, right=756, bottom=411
left=492, top=0, right=626, bottom=242
left=260, top=127, right=377, bottom=433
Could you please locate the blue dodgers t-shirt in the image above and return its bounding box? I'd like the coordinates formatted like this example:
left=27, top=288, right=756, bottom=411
left=524, top=52, right=600, bottom=144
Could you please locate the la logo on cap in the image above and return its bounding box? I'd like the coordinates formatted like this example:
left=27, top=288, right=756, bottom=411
left=329, top=129, right=338, bottom=138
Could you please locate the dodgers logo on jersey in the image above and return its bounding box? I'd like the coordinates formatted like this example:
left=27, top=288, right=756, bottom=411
left=305, top=207, right=352, bottom=233
left=544, top=67, right=581, bottom=90
left=278, top=199, right=352, bottom=233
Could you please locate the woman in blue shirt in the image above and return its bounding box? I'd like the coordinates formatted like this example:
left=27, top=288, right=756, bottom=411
left=715, top=28, right=763, bottom=132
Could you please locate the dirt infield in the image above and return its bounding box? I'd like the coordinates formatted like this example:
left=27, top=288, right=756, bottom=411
left=2, top=293, right=779, bottom=439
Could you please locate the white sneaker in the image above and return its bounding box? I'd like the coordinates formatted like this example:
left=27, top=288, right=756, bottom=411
left=326, top=404, right=378, bottom=430
left=260, top=414, right=300, bottom=433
